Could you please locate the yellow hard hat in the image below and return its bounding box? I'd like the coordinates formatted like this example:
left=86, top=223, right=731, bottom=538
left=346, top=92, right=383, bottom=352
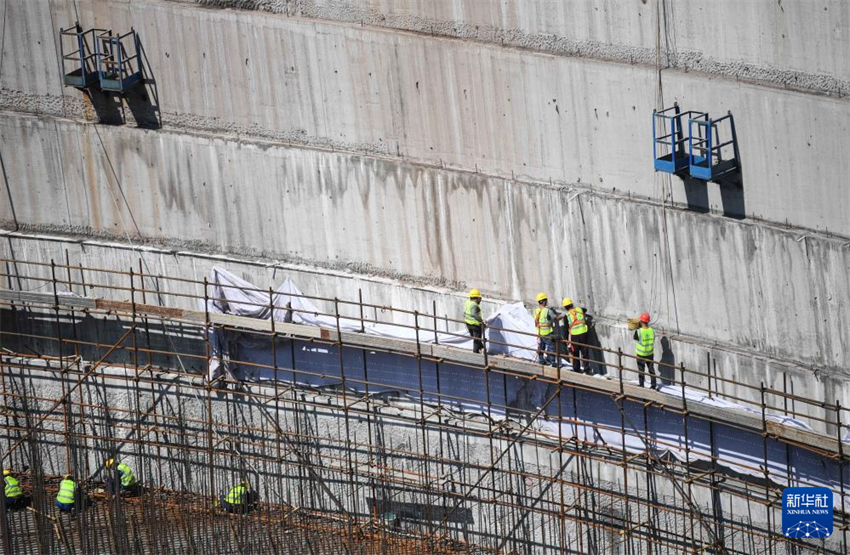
left=536, top=292, right=548, bottom=303
left=2, top=469, right=10, bottom=476
left=105, top=458, right=115, bottom=468
left=562, top=298, right=573, bottom=307
left=469, top=288, right=481, bottom=298
left=64, top=474, right=73, bottom=480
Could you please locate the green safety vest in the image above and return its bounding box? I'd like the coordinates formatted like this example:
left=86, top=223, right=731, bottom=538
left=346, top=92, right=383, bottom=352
left=534, top=307, right=554, bottom=336
left=464, top=299, right=483, bottom=325
left=567, top=308, right=588, bottom=336
left=4, top=476, right=22, bottom=499
left=56, top=479, right=76, bottom=505
left=636, top=327, right=655, bottom=357
left=226, top=485, right=247, bottom=505
left=117, top=463, right=136, bottom=487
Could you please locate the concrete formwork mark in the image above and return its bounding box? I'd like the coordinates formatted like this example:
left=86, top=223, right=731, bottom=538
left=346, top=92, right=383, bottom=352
left=1, top=113, right=849, bottom=374
left=174, top=0, right=850, bottom=97
left=6, top=0, right=850, bottom=234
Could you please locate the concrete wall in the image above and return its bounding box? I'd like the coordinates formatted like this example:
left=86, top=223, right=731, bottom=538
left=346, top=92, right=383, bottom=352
left=2, top=116, right=848, bottom=381
left=266, top=0, right=850, bottom=93
left=3, top=0, right=850, bottom=234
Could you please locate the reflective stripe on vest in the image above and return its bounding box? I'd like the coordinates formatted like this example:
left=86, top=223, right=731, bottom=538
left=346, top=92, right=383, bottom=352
left=226, top=485, right=247, bottom=505
left=534, top=307, right=554, bottom=336
left=636, top=327, right=655, bottom=357
left=464, top=299, right=483, bottom=325
left=56, top=479, right=76, bottom=505
left=4, top=476, right=22, bottom=498
left=117, top=463, right=136, bottom=487
left=567, top=308, right=588, bottom=336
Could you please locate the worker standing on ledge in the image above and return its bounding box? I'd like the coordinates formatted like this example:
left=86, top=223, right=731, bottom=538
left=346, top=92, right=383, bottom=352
left=104, top=458, right=137, bottom=496
left=55, top=474, right=78, bottom=513
left=533, top=293, right=560, bottom=366
left=634, top=313, right=656, bottom=389
left=562, top=298, right=589, bottom=374
left=464, top=289, right=485, bottom=354
left=3, top=469, right=24, bottom=511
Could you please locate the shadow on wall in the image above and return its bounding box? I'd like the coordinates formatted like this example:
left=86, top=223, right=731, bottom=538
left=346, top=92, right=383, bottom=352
left=683, top=172, right=746, bottom=220
left=85, top=37, right=161, bottom=128
left=583, top=314, right=606, bottom=376
left=659, top=336, right=676, bottom=386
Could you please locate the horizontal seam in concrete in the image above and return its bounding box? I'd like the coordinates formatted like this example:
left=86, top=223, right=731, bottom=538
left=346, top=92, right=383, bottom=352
left=172, top=0, right=850, bottom=98
left=3, top=106, right=849, bottom=244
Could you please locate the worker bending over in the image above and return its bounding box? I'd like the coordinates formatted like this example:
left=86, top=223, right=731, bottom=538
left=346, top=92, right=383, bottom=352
left=634, top=313, right=656, bottom=388
left=55, top=474, right=79, bottom=513
left=464, top=289, right=485, bottom=354
left=104, top=458, right=138, bottom=496
left=3, top=469, right=24, bottom=511
left=221, top=481, right=258, bottom=514
left=561, top=298, right=589, bottom=374
left=533, top=293, right=561, bottom=366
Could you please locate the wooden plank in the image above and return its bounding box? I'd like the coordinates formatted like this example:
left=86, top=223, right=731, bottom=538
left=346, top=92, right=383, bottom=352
left=0, top=288, right=96, bottom=309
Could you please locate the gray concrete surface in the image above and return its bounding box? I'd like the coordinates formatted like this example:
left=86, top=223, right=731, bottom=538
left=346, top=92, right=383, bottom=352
left=2, top=0, right=850, bottom=234
left=213, top=0, right=850, bottom=94
left=2, top=115, right=848, bottom=379
left=0, top=2, right=847, bottom=548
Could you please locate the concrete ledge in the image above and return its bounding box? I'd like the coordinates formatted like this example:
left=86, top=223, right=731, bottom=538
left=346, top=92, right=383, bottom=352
left=0, top=286, right=841, bottom=458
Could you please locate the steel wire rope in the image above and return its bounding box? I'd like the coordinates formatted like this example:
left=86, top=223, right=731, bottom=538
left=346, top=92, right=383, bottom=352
left=653, top=0, right=681, bottom=334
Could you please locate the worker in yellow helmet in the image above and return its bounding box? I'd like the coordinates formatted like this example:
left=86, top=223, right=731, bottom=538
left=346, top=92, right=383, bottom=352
left=463, top=289, right=485, bottom=354
left=221, top=481, right=257, bottom=514
left=104, top=458, right=138, bottom=496
left=561, top=298, right=590, bottom=374
left=634, top=313, right=656, bottom=389
left=533, top=293, right=561, bottom=366
left=3, top=468, right=25, bottom=511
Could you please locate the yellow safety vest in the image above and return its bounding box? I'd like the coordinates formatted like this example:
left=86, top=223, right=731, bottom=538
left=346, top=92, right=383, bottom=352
left=464, top=299, right=483, bottom=325
left=567, top=308, right=588, bottom=336
left=636, top=327, right=655, bottom=357
left=534, top=307, right=554, bottom=336
left=4, top=476, right=22, bottom=498
left=117, top=463, right=136, bottom=487
left=226, top=485, right=247, bottom=505
left=56, top=479, right=76, bottom=505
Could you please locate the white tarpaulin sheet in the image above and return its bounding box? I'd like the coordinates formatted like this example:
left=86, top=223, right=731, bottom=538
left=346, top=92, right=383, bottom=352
left=204, top=267, right=536, bottom=380
left=203, top=268, right=849, bottom=507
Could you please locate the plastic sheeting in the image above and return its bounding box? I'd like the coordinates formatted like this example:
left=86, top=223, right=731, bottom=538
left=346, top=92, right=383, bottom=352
left=204, top=267, right=536, bottom=380
left=203, top=268, right=849, bottom=508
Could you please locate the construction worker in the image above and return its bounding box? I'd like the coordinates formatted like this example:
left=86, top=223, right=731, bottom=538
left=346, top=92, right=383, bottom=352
left=634, top=313, right=656, bottom=388
left=561, top=298, right=589, bottom=374
left=55, top=474, right=78, bottom=513
left=3, top=469, right=24, bottom=511
left=533, top=293, right=560, bottom=366
left=221, top=481, right=255, bottom=514
left=104, top=458, right=137, bottom=495
left=464, top=289, right=485, bottom=354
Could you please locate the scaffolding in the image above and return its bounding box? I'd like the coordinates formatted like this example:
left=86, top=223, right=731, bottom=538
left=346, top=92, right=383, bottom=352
left=0, top=256, right=847, bottom=554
